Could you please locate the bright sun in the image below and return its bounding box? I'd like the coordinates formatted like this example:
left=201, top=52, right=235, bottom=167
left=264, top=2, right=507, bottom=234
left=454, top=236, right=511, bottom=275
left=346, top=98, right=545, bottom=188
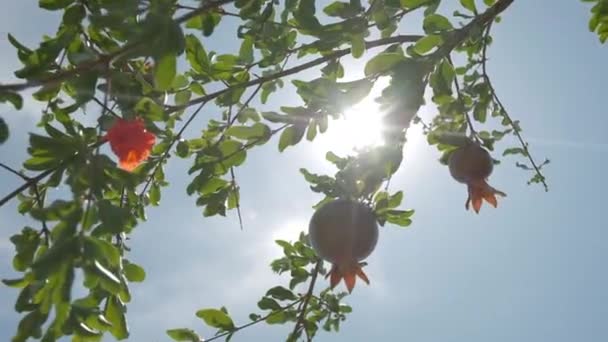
left=315, top=97, right=386, bottom=155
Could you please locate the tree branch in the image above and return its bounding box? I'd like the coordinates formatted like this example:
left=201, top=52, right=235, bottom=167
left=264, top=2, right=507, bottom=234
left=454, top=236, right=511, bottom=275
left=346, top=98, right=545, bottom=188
left=167, top=35, right=423, bottom=114
left=139, top=100, right=209, bottom=198
left=0, top=162, right=29, bottom=181
left=0, top=0, right=236, bottom=93
left=432, top=0, right=514, bottom=60
left=480, top=22, right=549, bottom=191
left=0, top=140, right=106, bottom=208
left=171, top=0, right=515, bottom=116
left=290, top=261, right=322, bottom=340
left=447, top=55, right=478, bottom=139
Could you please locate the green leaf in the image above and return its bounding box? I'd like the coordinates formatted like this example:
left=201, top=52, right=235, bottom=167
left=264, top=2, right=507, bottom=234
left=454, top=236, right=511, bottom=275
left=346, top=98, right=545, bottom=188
left=278, top=124, right=306, bottom=152
left=440, top=60, right=455, bottom=86
left=7, top=34, right=32, bottom=60
left=14, top=310, right=48, bottom=341
left=176, top=140, right=190, bottom=158
left=23, top=156, right=61, bottom=171
left=294, top=0, right=322, bottom=31
left=266, top=311, right=288, bottom=324
left=400, top=0, right=430, bottom=9
left=11, top=227, right=40, bottom=271
left=218, top=140, right=247, bottom=168
left=386, top=209, right=414, bottom=227
left=175, top=90, right=192, bottom=107
left=306, top=120, right=317, bottom=141
left=31, top=237, right=77, bottom=279
left=503, top=147, right=527, bottom=156
left=69, top=71, right=98, bottom=105
left=196, top=309, right=235, bottom=330
left=350, top=33, right=366, bottom=58
left=154, top=53, right=177, bottom=91
left=185, top=34, right=209, bottom=73
left=83, top=236, right=120, bottom=268
left=201, top=13, right=222, bottom=36
left=460, top=0, right=477, bottom=13
left=225, top=123, right=270, bottom=141
left=105, top=296, right=129, bottom=340
left=95, top=200, right=135, bottom=235
left=39, top=0, right=75, bottom=10
left=91, top=260, right=121, bottom=294
left=364, top=53, right=405, bottom=77
left=258, top=297, right=281, bottom=311
left=262, top=111, right=293, bottom=124
left=0, top=91, right=23, bottom=110
left=63, top=4, right=86, bottom=25
left=266, top=286, right=298, bottom=301
left=149, top=183, right=161, bottom=205
left=123, top=262, right=146, bottom=282
left=74, top=322, right=102, bottom=338
left=166, top=328, right=202, bottom=342
left=413, top=34, right=443, bottom=54
left=323, top=1, right=362, bottom=18
left=135, top=97, right=166, bottom=121
left=423, top=14, right=453, bottom=33
left=239, top=36, right=254, bottom=64
left=32, top=83, right=61, bottom=102
left=321, top=60, right=345, bottom=80
left=473, top=103, right=487, bottom=123
left=0, top=117, right=8, bottom=144
left=2, top=277, right=30, bottom=288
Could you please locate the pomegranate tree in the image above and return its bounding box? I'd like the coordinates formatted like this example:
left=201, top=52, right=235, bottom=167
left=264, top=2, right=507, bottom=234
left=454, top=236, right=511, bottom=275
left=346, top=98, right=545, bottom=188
left=308, top=199, right=379, bottom=293
left=448, top=141, right=506, bottom=213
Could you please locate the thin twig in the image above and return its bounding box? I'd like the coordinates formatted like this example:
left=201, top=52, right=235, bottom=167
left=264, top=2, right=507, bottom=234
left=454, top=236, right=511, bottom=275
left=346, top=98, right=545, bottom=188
left=214, top=83, right=265, bottom=146
left=93, top=97, right=120, bottom=118
left=32, top=184, right=50, bottom=244
left=447, top=55, right=478, bottom=139
left=290, top=261, right=322, bottom=340
left=213, top=124, right=289, bottom=166
left=480, top=23, right=549, bottom=192
left=170, top=35, right=423, bottom=114
left=82, top=82, right=110, bottom=231
left=431, top=0, right=514, bottom=61
left=139, top=100, right=209, bottom=198
left=0, top=167, right=56, bottom=208
left=229, top=167, right=243, bottom=230
left=0, top=163, right=29, bottom=181
left=221, top=104, right=245, bottom=231
left=364, top=0, right=378, bottom=17
left=0, top=140, right=106, bottom=208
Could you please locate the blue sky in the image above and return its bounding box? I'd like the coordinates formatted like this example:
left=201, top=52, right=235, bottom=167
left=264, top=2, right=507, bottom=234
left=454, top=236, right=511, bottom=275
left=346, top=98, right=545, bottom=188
left=1, top=1, right=608, bottom=341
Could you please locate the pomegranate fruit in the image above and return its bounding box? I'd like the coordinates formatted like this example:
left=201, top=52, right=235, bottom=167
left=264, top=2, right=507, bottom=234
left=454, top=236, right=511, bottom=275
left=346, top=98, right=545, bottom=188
left=448, top=142, right=506, bottom=213
left=308, top=199, right=379, bottom=293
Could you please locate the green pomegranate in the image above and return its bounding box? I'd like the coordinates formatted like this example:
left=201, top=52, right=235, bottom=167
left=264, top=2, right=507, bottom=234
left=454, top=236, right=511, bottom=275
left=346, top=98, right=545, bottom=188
left=448, top=142, right=506, bottom=213
left=308, top=199, right=379, bottom=293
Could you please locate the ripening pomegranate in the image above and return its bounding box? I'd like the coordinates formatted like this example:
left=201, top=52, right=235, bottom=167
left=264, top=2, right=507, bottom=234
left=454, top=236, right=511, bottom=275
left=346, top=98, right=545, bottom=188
left=448, top=142, right=506, bottom=213
left=308, top=199, right=379, bottom=293
left=105, top=117, right=156, bottom=172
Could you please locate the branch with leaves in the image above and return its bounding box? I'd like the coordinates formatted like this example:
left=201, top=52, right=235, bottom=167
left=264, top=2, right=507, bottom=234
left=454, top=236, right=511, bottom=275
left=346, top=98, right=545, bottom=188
left=0, top=0, right=582, bottom=340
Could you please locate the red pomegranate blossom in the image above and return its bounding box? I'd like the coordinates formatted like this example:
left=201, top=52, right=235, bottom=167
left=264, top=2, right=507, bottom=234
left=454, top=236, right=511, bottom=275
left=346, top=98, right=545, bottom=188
left=448, top=142, right=506, bottom=213
left=308, top=199, right=379, bottom=293
left=105, top=117, right=156, bottom=172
